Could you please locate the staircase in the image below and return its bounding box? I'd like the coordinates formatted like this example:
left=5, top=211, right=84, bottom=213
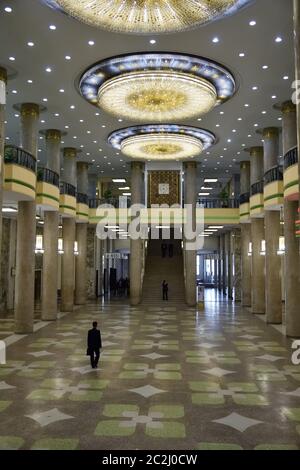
left=141, top=239, right=186, bottom=306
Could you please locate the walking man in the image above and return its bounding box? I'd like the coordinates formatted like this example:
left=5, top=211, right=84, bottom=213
left=162, top=280, right=169, bottom=301
left=87, top=321, right=102, bottom=369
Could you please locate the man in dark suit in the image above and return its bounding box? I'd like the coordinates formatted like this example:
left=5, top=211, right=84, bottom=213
left=87, top=321, right=102, bottom=369
left=162, top=280, right=169, bottom=301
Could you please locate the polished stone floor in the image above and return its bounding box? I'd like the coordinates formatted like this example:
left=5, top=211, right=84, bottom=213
left=0, top=292, right=300, bottom=450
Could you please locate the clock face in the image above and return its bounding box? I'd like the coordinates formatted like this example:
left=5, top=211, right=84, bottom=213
left=159, top=183, right=170, bottom=195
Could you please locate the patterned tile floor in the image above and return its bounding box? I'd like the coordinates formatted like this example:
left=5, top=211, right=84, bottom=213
left=0, top=292, right=300, bottom=450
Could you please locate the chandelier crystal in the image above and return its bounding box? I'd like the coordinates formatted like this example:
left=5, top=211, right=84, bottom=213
left=98, top=71, right=217, bottom=122
left=108, top=125, right=216, bottom=161
left=79, top=53, right=236, bottom=121
left=42, top=0, right=252, bottom=34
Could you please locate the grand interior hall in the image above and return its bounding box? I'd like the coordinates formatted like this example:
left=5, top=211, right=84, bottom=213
left=0, top=0, right=300, bottom=454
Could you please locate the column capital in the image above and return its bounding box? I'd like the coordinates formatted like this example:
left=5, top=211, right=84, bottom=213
left=63, top=147, right=79, bottom=158
left=261, top=127, right=281, bottom=139
left=183, top=161, right=197, bottom=170
left=244, top=146, right=264, bottom=157
left=40, top=129, right=65, bottom=141
left=77, top=161, right=90, bottom=170
left=0, top=66, right=7, bottom=83
left=131, top=161, right=144, bottom=171
left=240, top=160, right=250, bottom=169
left=19, top=103, right=42, bottom=117
left=274, top=100, right=296, bottom=114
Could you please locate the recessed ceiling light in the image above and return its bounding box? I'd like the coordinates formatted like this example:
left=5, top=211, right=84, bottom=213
left=283, top=75, right=289, bottom=80
left=4, top=7, right=12, bottom=13
left=88, top=40, right=95, bottom=46
left=27, top=41, right=34, bottom=47
left=252, top=86, right=258, bottom=90
left=150, top=39, right=156, bottom=44
left=275, top=36, right=283, bottom=43
left=43, top=98, right=48, bottom=102
left=271, top=95, right=277, bottom=99
left=9, top=56, right=15, bottom=61
left=65, top=55, right=71, bottom=60
left=12, top=90, right=17, bottom=94
left=45, top=67, right=52, bottom=73
left=59, top=89, right=65, bottom=93
left=239, top=52, right=245, bottom=57
left=249, top=20, right=256, bottom=26
left=49, top=24, right=56, bottom=30
left=212, top=37, right=219, bottom=43
left=262, top=65, right=268, bottom=69
left=70, top=105, right=75, bottom=109
left=27, top=79, right=33, bottom=84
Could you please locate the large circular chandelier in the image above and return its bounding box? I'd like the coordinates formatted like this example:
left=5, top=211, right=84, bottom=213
left=108, top=125, right=216, bottom=161
left=79, top=53, right=236, bottom=122
left=42, top=1, right=252, bottom=35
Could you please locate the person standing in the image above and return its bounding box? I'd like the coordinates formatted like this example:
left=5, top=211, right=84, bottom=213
left=161, top=242, right=167, bottom=258
left=162, top=280, right=169, bottom=301
left=87, top=321, right=102, bottom=369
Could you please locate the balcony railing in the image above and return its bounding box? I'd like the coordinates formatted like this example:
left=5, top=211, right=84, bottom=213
left=284, top=146, right=298, bottom=169
left=89, top=197, right=131, bottom=209
left=77, top=192, right=89, bottom=205
left=239, top=192, right=250, bottom=205
left=264, top=165, right=283, bottom=185
left=251, top=181, right=264, bottom=196
left=60, top=182, right=76, bottom=197
left=197, top=198, right=239, bottom=209
left=37, top=167, right=59, bottom=187
left=4, top=145, right=36, bottom=173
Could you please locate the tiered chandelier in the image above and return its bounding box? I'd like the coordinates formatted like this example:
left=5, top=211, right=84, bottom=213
left=79, top=53, right=236, bottom=122
left=108, top=125, right=216, bottom=161
left=42, top=0, right=252, bottom=34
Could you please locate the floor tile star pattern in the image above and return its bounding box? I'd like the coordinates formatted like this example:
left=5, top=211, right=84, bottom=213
left=0, top=293, right=300, bottom=450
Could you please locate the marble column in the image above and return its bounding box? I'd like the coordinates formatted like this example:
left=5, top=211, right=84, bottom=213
left=263, top=128, right=282, bottom=324
left=184, top=162, right=197, bottom=307
left=294, top=0, right=300, bottom=187
left=61, top=148, right=77, bottom=312
left=280, top=101, right=300, bottom=336
left=41, top=130, right=61, bottom=320
left=249, top=147, right=265, bottom=314
left=232, top=229, right=242, bottom=302
left=225, top=232, right=232, bottom=299
left=75, top=162, right=89, bottom=305
left=221, top=234, right=226, bottom=296
left=218, top=236, right=222, bottom=292
left=241, top=224, right=251, bottom=306
left=0, top=67, right=7, bottom=310
left=15, top=104, right=39, bottom=333
left=240, top=161, right=251, bottom=306
left=130, top=162, right=144, bottom=306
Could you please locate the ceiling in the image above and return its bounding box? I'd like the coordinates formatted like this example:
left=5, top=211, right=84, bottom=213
left=0, top=0, right=294, bottom=194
